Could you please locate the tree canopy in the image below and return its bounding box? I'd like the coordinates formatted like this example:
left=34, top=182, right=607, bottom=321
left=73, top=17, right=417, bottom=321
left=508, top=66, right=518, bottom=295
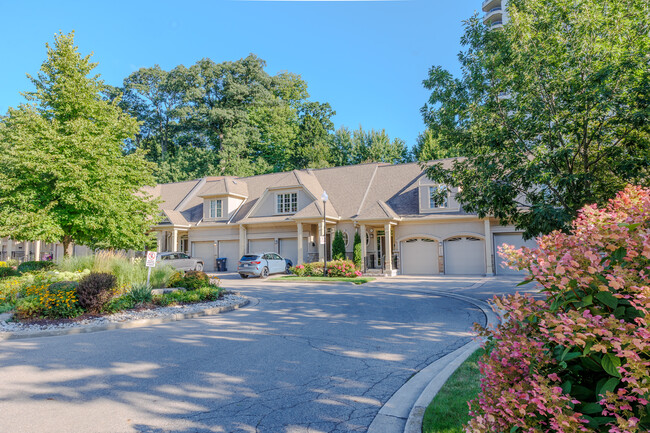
left=0, top=31, right=160, bottom=253
left=421, top=0, right=650, bottom=238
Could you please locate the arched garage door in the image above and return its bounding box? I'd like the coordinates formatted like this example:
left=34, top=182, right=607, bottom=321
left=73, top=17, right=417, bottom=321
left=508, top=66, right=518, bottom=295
left=400, top=238, right=439, bottom=275
left=444, top=237, right=485, bottom=275
left=493, top=233, right=538, bottom=275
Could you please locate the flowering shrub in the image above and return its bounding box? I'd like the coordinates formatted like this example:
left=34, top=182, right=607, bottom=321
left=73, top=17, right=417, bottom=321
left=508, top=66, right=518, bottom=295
left=468, top=185, right=650, bottom=433
left=0, top=266, right=20, bottom=279
left=15, top=282, right=81, bottom=319
left=290, top=260, right=361, bottom=278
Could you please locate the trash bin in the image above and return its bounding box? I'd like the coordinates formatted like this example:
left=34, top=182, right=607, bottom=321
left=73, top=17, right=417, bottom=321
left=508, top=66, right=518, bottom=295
left=216, top=258, right=227, bottom=272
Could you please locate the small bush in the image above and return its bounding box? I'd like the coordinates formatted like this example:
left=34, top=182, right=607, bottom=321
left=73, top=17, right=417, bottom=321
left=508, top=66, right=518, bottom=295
left=150, top=265, right=177, bottom=288
left=175, top=270, right=210, bottom=290
left=291, top=264, right=307, bottom=277
left=167, top=270, right=184, bottom=288
left=127, top=283, right=152, bottom=305
left=0, top=267, right=20, bottom=279
left=47, top=281, right=79, bottom=293
left=290, top=260, right=360, bottom=278
left=17, top=261, right=54, bottom=273
left=77, top=272, right=116, bottom=312
left=15, top=282, right=81, bottom=319
left=153, top=285, right=222, bottom=306
left=102, top=295, right=136, bottom=313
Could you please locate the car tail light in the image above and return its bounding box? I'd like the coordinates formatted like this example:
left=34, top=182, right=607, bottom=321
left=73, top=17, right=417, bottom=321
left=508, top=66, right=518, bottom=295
left=252, top=261, right=261, bottom=264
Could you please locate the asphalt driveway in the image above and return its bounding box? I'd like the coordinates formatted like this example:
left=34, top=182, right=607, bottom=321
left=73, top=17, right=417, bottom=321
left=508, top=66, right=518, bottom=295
left=0, top=276, right=527, bottom=433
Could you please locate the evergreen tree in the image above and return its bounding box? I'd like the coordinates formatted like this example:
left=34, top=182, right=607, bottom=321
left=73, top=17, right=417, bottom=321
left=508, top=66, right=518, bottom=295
left=353, top=231, right=362, bottom=268
left=332, top=230, right=346, bottom=260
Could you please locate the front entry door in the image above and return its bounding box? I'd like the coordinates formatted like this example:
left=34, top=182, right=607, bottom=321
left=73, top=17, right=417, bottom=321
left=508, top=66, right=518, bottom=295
left=376, top=234, right=384, bottom=268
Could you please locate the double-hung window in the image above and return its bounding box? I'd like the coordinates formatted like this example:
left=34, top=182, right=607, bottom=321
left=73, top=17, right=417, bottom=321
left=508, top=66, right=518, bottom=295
left=277, top=193, right=298, bottom=214
left=209, top=199, right=222, bottom=218
left=429, top=185, right=449, bottom=209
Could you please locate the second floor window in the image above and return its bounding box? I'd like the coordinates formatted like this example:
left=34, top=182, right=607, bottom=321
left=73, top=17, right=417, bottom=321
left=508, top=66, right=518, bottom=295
left=210, top=199, right=222, bottom=218
left=429, top=185, right=448, bottom=209
left=277, top=193, right=298, bottom=213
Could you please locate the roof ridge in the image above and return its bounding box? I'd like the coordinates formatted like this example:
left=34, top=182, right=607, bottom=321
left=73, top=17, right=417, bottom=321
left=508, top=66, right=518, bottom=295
left=355, top=164, right=379, bottom=216
left=173, top=178, right=205, bottom=212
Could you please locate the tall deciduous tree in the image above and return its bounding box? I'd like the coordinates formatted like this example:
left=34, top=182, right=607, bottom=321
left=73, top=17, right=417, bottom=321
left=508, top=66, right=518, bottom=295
left=421, top=0, right=649, bottom=238
left=0, top=31, right=160, bottom=254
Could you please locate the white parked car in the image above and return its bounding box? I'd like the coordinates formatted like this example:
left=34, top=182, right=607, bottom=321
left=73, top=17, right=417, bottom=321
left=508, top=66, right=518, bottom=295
left=156, top=252, right=204, bottom=271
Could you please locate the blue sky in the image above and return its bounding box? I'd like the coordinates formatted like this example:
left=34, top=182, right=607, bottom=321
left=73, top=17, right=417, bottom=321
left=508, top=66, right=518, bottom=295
left=1, top=0, right=479, bottom=149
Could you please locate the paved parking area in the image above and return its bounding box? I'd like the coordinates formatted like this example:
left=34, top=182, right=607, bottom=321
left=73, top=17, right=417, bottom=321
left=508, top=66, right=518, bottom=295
left=0, top=275, right=529, bottom=433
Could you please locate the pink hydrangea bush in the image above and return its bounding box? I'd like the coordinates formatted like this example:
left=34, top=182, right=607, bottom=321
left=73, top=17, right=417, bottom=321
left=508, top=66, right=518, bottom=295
left=468, top=185, right=650, bottom=433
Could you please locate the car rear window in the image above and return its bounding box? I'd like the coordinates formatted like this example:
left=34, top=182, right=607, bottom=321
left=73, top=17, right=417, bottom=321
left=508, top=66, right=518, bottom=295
left=241, top=255, right=260, bottom=261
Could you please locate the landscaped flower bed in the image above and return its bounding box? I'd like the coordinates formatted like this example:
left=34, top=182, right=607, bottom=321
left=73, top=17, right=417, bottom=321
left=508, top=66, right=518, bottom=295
left=291, top=260, right=363, bottom=278
left=0, top=252, right=224, bottom=324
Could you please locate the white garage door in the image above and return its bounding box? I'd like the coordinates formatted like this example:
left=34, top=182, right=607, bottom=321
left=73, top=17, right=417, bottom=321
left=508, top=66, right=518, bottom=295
left=400, top=238, right=439, bottom=275
left=248, top=239, right=275, bottom=255
left=444, top=237, right=485, bottom=275
left=494, top=233, right=538, bottom=275
left=279, top=238, right=308, bottom=266
left=218, top=240, right=239, bottom=272
left=193, top=241, right=215, bottom=272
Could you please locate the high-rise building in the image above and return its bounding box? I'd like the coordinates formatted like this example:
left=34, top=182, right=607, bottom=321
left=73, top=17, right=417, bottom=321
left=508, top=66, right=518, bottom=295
left=482, top=0, right=507, bottom=29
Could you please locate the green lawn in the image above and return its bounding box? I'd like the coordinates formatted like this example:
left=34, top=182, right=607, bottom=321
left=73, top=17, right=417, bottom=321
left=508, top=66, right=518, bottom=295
left=271, top=276, right=375, bottom=284
left=423, top=348, right=485, bottom=433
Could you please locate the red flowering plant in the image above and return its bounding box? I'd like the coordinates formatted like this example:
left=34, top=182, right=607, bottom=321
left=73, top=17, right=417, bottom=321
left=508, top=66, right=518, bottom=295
left=468, top=186, right=650, bottom=433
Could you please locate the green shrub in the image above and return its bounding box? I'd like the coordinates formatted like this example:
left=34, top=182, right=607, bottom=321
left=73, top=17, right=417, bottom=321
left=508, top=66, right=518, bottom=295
left=291, top=264, right=307, bottom=276
left=150, top=265, right=177, bottom=288
left=127, top=283, right=152, bottom=305
left=326, top=260, right=360, bottom=278
left=102, top=295, right=136, bottom=313
left=153, top=285, right=222, bottom=306
left=0, top=267, right=19, bottom=279
left=77, top=272, right=116, bottom=312
left=0, top=303, right=13, bottom=314
left=17, top=261, right=55, bottom=273
left=47, top=280, right=79, bottom=293
left=353, top=231, right=362, bottom=268
left=176, top=270, right=210, bottom=290
left=332, top=230, right=346, bottom=260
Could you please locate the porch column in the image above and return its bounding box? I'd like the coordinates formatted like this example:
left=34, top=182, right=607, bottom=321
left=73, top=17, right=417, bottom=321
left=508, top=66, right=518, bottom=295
left=319, top=220, right=326, bottom=262
left=484, top=219, right=494, bottom=275
left=156, top=231, right=163, bottom=252
left=172, top=229, right=179, bottom=252
left=384, top=223, right=393, bottom=273
left=360, top=224, right=367, bottom=272
left=239, top=225, right=247, bottom=257
left=296, top=223, right=304, bottom=265
left=24, top=242, right=31, bottom=261
left=6, top=239, right=13, bottom=261
left=34, top=241, right=41, bottom=261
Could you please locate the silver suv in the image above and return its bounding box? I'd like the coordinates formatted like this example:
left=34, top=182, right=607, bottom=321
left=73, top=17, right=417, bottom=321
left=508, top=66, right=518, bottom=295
left=238, top=253, right=293, bottom=279
left=157, top=252, right=204, bottom=271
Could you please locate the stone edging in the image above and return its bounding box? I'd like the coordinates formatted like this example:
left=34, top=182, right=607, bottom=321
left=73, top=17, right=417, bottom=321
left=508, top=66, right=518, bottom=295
left=368, top=278, right=502, bottom=433
left=0, top=296, right=250, bottom=341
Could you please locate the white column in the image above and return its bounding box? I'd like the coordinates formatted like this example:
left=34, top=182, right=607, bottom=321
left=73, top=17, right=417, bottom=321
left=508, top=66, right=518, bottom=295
left=24, top=241, right=31, bottom=261
left=297, top=223, right=304, bottom=265
left=360, top=224, right=367, bottom=272
left=484, top=219, right=494, bottom=276
left=34, top=241, right=41, bottom=261
left=384, top=223, right=393, bottom=273
left=239, top=225, right=247, bottom=257
left=6, top=239, right=13, bottom=262
left=156, top=231, right=163, bottom=252
left=172, top=229, right=179, bottom=252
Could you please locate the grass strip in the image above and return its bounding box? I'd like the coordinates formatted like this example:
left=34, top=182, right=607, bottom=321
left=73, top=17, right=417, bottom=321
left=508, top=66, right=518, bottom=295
left=271, top=276, right=375, bottom=284
left=423, top=347, right=484, bottom=433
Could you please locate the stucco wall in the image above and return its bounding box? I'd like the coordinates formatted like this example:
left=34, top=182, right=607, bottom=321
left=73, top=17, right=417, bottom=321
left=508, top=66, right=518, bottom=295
left=253, top=189, right=311, bottom=217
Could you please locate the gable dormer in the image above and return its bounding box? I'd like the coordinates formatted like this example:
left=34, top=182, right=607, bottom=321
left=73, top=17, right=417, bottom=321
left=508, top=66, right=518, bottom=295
left=418, top=177, right=460, bottom=213
left=197, top=177, right=248, bottom=222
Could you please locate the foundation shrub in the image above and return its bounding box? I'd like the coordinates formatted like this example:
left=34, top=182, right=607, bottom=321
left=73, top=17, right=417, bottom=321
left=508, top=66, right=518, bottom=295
left=332, top=230, right=346, bottom=260
left=77, top=272, right=116, bottom=312
left=290, top=260, right=361, bottom=278
left=353, top=232, right=362, bottom=268
left=17, top=261, right=55, bottom=273
left=468, top=185, right=650, bottom=433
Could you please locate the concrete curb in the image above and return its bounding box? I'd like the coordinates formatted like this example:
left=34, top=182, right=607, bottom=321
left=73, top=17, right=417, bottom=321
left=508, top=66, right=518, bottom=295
left=368, top=279, right=501, bottom=433
left=0, top=296, right=250, bottom=341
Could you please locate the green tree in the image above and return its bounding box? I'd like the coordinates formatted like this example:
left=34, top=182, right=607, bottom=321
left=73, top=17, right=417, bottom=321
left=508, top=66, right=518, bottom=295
left=293, top=101, right=335, bottom=169
left=413, top=129, right=461, bottom=161
left=421, top=0, right=650, bottom=238
left=0, top=32, right=160, bottom=254
left=332, top=230, right=346, bottom=260
left=353, top=231, right=362, bottom=268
